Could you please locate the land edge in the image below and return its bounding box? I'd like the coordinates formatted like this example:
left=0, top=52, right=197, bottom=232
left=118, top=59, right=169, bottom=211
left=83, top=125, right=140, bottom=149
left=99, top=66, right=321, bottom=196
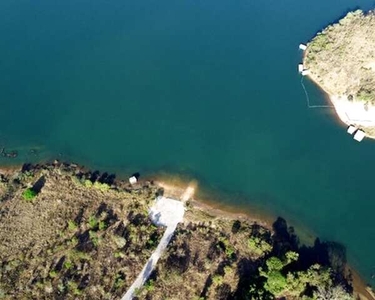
left=1, top=161, right=374, bottom=299
left=157, top=178, right=375, bottom=300
left=303, top=71, right=375, bottom=140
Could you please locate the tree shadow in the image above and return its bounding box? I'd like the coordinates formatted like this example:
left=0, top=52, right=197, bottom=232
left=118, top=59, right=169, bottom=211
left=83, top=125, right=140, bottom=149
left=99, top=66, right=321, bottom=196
left=232, top=257, right=272, bottom=300
left=98, top=172, right=116, bottom=185
left=271, top=217, right=299, bottom=258
left=32, top=176, right=46, bottom=193
left=199, top=274, right=212, bottom=299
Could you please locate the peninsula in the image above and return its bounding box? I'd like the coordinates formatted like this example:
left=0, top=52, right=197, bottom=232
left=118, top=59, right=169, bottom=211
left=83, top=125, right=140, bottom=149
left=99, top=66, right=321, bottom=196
left=303, top=10, right=375, bottom=138
left=0, top=162, right=373, bottom=299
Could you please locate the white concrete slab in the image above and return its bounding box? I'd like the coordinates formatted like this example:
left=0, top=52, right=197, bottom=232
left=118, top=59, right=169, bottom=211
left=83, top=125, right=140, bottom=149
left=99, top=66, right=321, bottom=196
left=121, top=196, right=185, bottom=300
left=149, top=196, right=185, bottom=227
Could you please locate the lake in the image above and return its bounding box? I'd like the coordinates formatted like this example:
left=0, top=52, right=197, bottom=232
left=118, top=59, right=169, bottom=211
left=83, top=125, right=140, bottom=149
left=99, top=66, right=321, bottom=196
left=1, top=0, right=375, bottom=283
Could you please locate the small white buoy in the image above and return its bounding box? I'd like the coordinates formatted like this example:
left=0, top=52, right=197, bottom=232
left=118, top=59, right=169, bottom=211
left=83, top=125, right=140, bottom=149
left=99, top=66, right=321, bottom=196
left=301, top=69, right=310, bottom=76
left=353, top=130, right=365, bottom=142
left=299, top=44, right=307, bottom=51
left=298, top=64, right=304, bottom=73
left=129, top=176, right=137, bottom=185
left=347, top=125, right=356, bottom=135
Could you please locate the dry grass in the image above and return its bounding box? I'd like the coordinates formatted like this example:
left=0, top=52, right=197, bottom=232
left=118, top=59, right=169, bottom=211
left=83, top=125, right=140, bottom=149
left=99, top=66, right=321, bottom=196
left=135, top=209, right=271, bottom=300
left=0, top=165, right=163, bottom=299
left=305, top=10, right=375, bottom=102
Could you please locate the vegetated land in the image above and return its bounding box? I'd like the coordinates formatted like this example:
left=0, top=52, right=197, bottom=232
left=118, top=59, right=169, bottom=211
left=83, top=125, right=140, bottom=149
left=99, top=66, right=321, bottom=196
left=0, top=163, right=372, bottom=300
left=304, top=10, right=375, bottom=102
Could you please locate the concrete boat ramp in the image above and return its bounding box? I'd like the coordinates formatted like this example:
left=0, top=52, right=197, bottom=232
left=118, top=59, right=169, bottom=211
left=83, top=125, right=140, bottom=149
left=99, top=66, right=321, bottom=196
left=121, top=192, right=188, bottom=300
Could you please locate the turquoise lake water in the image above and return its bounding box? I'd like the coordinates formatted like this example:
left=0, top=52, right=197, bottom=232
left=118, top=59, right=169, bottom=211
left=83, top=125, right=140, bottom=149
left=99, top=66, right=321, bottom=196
left=1, top=0, right=375, bottom=283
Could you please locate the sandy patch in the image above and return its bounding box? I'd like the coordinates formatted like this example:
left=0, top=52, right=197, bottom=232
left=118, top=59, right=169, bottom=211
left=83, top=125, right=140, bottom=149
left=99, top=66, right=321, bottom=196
left=330, top=95, right=375, bottom=126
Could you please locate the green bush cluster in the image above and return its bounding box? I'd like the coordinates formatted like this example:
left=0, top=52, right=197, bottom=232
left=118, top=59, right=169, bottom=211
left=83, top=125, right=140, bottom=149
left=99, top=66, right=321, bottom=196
left=357, top=88, right=375, bottom=101
left=217, top=237, right=235, bottom=259
left=257, top=252, right=349, bottom=299
left=67, top=220, right=78, bottom=231
left=248, top=237, right=272, bottom=256
left=22, top=188, right=37, bottom=202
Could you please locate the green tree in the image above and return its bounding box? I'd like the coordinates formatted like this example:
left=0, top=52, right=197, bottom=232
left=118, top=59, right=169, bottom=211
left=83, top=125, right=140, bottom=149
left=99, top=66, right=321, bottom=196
left=259, top=254, right=333, bottom=298
left=314, top=284, right=354, bottom=300
left=264, top=270, right=287, bottom=296
left=266, top=257, right=284, bottom=271
left=248, top=237, right=272, bottom=256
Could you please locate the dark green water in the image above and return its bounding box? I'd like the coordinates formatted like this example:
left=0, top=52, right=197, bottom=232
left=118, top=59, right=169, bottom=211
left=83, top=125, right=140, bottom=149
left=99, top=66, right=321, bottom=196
left=1, top=0, right=375, bottom=283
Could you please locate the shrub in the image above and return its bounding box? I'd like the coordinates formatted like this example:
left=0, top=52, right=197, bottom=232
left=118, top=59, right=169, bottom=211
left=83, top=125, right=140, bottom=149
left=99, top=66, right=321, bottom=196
left=63, top=260, right=73, bottom=270
left=57, top=283, right=65, bottom=293
left=49, top=270, right=57, bottom=278
left=98, top=221, right=106, bottom=231
left=84, top=180, right=93, bottom=188
left=212, top=275, right=223, bottom=285
left=248, top=237, right=272, bottom=256
left=144, top=279, right=155, bottom=292
left=68, top=237, right=78, bottom=246
left=217, top=237, right=235, bottom=258
left=357, top=89, right=375, bottom=101
left=69, top=250, right=91, bottom=261
left=67, top=281, right=81, bottom=296
left=285, top=251, right=299, bottom=264
left=68, top=220, right=78, bottom=231
left=22, top=188, right=37, bottom=202
left=89, top=231, right=100, bottom=246
left=310, top=33, right=329, bottom=52
left=113, top=236, right=126, bottom=248
left=88, top=216, right=98, bottom=229
left=93, top=181, right=110, bottom=192
left=114, top=251, right=125, bottom=258
left=114, top=273, right=125, bottom=289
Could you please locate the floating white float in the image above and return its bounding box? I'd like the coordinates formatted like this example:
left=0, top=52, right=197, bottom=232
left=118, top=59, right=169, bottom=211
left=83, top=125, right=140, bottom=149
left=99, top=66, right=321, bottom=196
left=347, top=125, right=356, bottom=135
left=353, top=130, right=365, bottom=142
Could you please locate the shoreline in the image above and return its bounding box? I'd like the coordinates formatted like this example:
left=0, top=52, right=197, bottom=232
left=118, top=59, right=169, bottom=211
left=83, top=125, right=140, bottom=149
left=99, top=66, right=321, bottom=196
left=301, top=9, right=375, bottom=141
left=0, top=161, right=374, bottom=298
left=304, top=72, right=375, bottom=140
left=154, top=179, right=274, bottom=230
left=186, top=190, right=375, bottom=300
left=154, top=178, right=374, bottom=300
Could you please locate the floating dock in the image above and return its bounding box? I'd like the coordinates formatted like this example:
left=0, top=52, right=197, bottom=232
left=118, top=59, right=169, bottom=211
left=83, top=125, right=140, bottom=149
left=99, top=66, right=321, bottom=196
left=301, top=69, right=310, bottom=76
left=354, top=130, right=365, bottom=142
left=347, top=125, right=356, bottom=135
left=299, top=43, right=307, bottom=51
